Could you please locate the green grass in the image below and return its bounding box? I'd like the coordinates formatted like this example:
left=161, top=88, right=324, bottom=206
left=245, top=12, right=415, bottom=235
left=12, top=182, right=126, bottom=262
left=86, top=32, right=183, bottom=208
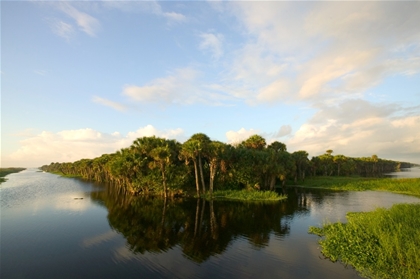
left=202, top=189, right=287, bottom=202
left=296, top=176, right=420, bottom=197
left=47, top=170, right=82, bottom=178
left=309, top=203, right=420, bottom=279
left=0, top=168, right=26, bottom=184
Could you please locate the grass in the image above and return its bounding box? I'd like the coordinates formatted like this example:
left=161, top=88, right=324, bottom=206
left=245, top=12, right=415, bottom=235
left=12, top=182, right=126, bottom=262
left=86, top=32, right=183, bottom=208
left=47, top=170, right=82, bottom=178
left=202, top=189, right=287, bottom=202
left=0, top=168, right=26, bottom=184
left=296, top=176, right=420, bottom=197
left=309, top=203, right=420, bottom=279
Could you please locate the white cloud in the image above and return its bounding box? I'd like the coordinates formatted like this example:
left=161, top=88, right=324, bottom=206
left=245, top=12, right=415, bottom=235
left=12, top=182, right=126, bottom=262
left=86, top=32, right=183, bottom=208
left=225, top=128, right=260, bottom=145
left=223, top=1, right=420, bottom=104
left=5, top=126, right=185, bottom=167
left=122, top=68, right=198, bottom=104
left=163, top=11, right=186, bottom=22
left=274, top=125, right=292, bottom=138
left=256, top=79, right=292, bottom=103
left=92, top=96, right=127, bottom=112
left=286, top=99, right=420, bottom=163
left=125, top=125, right=185, bottom=144
left=199, top=32, right=224, bottom=60
left=46, top=18, right=74, bottom=40
left=102, top=1, right=186, bottom=23
left=56, top=2, right=100, bottom=37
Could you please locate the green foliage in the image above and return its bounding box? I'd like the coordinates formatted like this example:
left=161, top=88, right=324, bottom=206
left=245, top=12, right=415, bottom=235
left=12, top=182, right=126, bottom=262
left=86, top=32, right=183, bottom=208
left=309, top=203, right=420, bottom=279
left=299, top=176, right=420, bottom=197
left=202, top=189, right=287, bottom=202
left=40, top=133, right=414, bottom=198
left=240, top=134, right=267, bottom=150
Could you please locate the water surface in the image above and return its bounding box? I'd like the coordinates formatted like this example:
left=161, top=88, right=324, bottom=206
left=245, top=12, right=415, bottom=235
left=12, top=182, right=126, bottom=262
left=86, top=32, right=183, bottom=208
left=1, top=169, right=419, bottom=279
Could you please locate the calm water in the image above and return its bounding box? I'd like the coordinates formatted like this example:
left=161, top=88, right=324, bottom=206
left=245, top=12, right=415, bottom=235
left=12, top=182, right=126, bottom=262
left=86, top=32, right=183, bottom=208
left=1, top=169, right=419, bottom=279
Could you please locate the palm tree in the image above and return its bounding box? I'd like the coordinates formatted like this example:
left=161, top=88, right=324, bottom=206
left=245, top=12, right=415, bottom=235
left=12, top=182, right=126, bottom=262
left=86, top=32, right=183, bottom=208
left=292, top=151, right=309, bottom=182
left=241, top=134, right=266, bottom=150
left=180, top=140, right=201, bottom=197
left=150, top=146, right=171, bottom=198
left=188, top=133, right=211, bottom=194
left=333, top=155, right=347, bottom=176
left=207, top=141, right=226, bottom=196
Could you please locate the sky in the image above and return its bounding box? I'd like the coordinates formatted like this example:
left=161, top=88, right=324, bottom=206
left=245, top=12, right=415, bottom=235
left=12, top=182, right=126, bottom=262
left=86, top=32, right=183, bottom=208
left=2, top=1, right=420, bottom=168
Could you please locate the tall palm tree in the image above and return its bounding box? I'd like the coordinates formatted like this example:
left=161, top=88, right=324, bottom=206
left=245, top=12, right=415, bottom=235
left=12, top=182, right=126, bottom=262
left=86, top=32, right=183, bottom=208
left=150, top=146, right=171, bottom=198
left=188, top=133, right=211, bottom=194
left=207, top=141, right=226, bottom=196
left=180, top=140, right=201, bottom=197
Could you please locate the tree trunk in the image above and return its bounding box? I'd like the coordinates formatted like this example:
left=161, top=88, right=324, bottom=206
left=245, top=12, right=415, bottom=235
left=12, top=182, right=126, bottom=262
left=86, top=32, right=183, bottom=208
left=161, top=164, right=167, bottom=198
left=209, top=159, right=216, bottom=196
left=198, top=153, right=206, bottom=193
left=193, top=159, right=200, bottom=197
left=269, top=175, right=276, bottom=191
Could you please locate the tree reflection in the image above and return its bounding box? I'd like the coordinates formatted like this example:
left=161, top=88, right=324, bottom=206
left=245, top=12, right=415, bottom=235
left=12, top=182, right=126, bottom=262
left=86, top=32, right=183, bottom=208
left=91, top=186, right=315, bottom=263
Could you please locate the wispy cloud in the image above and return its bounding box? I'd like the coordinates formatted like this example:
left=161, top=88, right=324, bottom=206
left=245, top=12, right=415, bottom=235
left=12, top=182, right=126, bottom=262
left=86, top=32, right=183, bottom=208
left=34, top=69, right=47, bottom=76
left=45, top=18, right=74, bottom=40
left=56, top=2, right=100, bottom=37
left=122, top=68, right=199, bottom=105
left=220, top=1, right=420, bottom=104
left=92, top=96, right=127, bottom=112
left=199, top=32, right=224, bottom=60
left=102, top=1, right=186, bottom=23
left=121, top=67, right=238, bottom=107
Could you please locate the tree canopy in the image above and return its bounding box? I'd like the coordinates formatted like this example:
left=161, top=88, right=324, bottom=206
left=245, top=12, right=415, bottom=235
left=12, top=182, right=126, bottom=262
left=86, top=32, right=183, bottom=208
left=41, top=133, right=409, bottom=197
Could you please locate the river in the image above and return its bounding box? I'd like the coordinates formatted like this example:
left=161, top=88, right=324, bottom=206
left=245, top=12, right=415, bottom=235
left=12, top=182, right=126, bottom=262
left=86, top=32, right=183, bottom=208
left=1, top=169, right=419, bottom=279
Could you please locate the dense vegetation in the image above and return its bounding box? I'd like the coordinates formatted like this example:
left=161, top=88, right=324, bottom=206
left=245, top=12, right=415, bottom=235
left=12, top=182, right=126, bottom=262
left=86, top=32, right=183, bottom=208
left=41, top=133, right=410, bottom=197
left=296, top=176, right=420, bottom=197
left=0, top=168, right=26, bottom=184
left=202, top=189, right=286, bottom=201
left=309, top=203, right=420, bottom=279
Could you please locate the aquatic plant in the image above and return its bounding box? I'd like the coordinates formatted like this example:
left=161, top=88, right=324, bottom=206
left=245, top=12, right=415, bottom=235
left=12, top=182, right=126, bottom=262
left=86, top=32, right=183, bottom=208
left=309, top=203, right=420, bottom=279
left=202, top=189, right=287, bottom=201
left=300, top=176, right=420, bottom=197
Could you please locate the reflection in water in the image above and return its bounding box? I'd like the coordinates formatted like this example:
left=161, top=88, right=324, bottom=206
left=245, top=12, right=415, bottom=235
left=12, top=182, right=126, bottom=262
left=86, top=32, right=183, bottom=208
left=4, top=170, right=419, bottom=279
left=91, top=185, right=304, bottom=262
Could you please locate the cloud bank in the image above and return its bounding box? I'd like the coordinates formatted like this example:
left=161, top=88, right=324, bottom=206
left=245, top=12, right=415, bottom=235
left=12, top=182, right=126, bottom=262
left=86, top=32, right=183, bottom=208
left=5, top=126, right=185, bottom=167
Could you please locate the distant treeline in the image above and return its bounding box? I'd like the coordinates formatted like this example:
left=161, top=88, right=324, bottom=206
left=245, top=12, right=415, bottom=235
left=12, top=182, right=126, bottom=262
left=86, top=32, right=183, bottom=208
left=40, top=134, right=411, bottom=197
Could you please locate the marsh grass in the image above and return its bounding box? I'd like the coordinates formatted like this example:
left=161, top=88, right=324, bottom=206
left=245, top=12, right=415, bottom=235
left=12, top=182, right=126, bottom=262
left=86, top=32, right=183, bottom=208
left=298, top=176, right=420, bottom=197
left=309, top=203, right=420, bottom=279
left=0, top=168, right=26, bottom=184
left=202, top=189, right=287, bottom=201
left=48, top=171, right=82, bottom=178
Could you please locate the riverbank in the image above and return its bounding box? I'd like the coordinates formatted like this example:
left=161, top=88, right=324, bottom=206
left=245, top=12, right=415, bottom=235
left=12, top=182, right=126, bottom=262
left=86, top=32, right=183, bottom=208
left=305, top=176, right=420, bottom=279
left=290, top=176, right=420, bottom=197
left=0, top=168, right=26, bottom=184
left=309, top=203, right=420, bottom=279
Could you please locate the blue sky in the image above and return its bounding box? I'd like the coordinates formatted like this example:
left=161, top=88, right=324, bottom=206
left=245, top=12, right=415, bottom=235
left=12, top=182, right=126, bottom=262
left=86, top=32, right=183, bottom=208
left=2, top=1, right=420, bottom=167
